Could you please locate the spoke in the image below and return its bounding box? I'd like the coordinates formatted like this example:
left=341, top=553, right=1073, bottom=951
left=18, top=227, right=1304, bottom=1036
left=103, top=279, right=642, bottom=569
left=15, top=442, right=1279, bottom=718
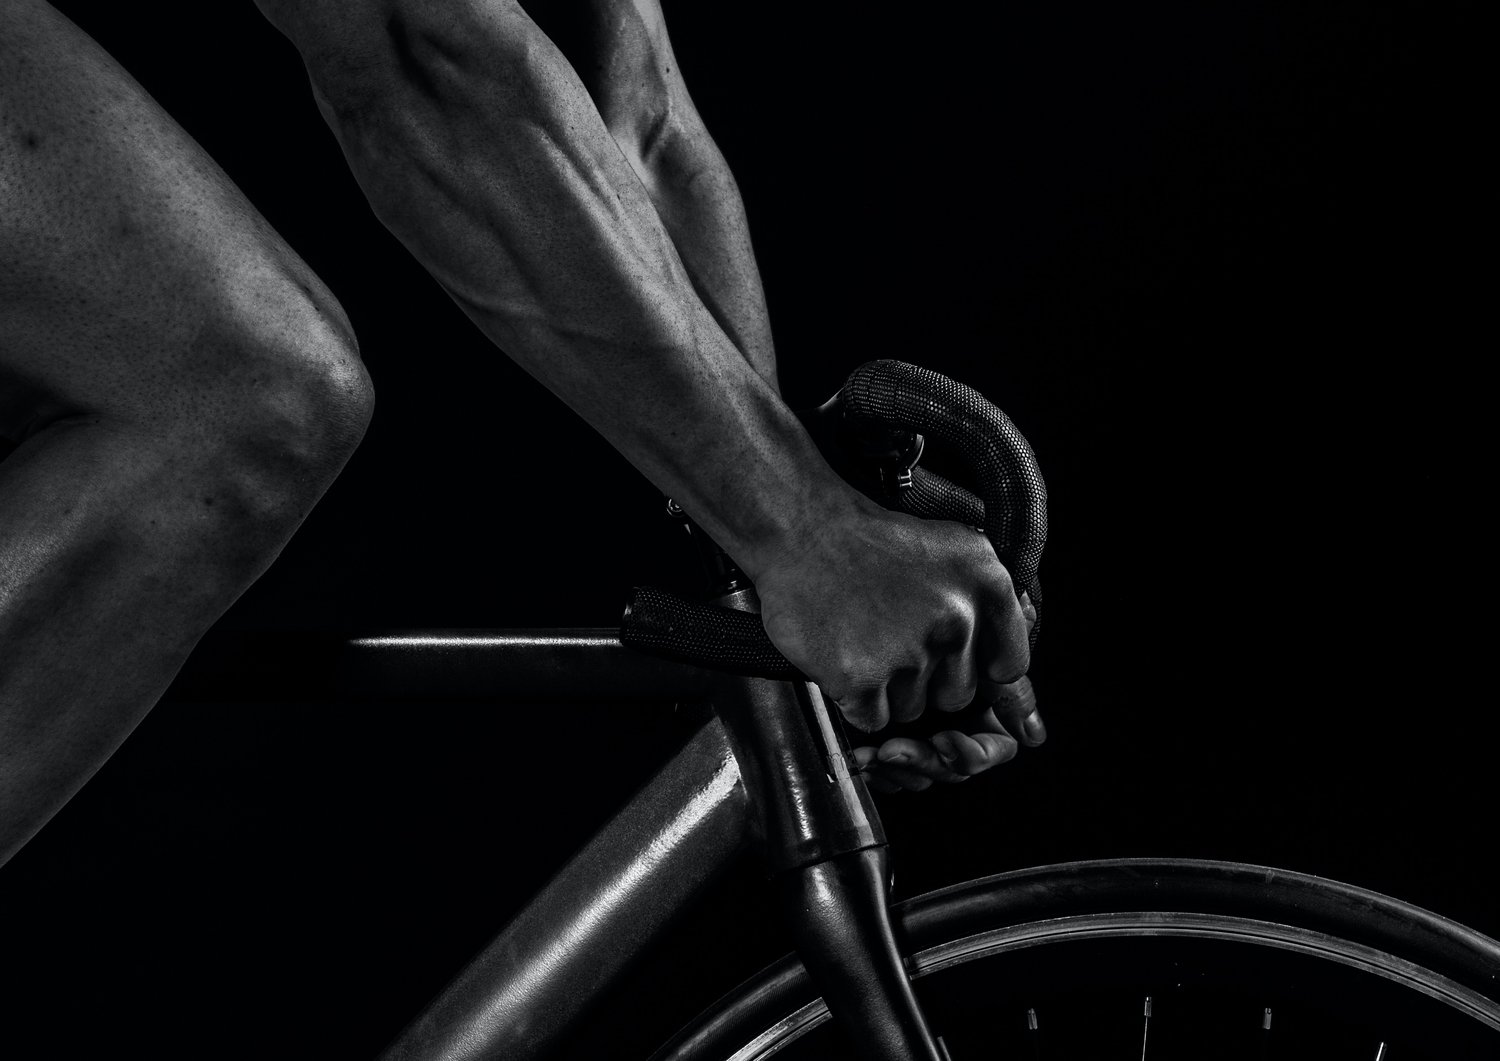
left=1139, top=996, right=1152, bottom=1061
left=1027, top=1007, right=1041, bottom=1061
left=935, top=1034, right=953, bottom=1061
left=1260, top=1006, right=1273, bottom=1060
left=1373, top=1043, right=1388, bottom=1061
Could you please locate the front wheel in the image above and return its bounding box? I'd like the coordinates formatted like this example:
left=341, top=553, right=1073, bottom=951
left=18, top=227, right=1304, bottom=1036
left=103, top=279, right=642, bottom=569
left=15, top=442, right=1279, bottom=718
left=652, top=858, right=1500, bottom=1061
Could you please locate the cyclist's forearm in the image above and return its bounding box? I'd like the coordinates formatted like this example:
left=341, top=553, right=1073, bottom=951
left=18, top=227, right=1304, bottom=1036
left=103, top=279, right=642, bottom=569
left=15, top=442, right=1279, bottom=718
left=288, top=7, right=845, bottom=571
left=517, top=0, right=777, bottom=389
left=625, top=114, right=779, bottom=392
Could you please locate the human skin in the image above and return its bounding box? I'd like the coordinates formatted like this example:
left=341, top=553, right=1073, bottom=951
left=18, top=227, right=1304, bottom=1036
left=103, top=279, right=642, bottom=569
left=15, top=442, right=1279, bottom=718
left=0, top=0, right=1041, bottom=869
left=251, top=0, right=1045, bottom=787
left=0, top=0, right=375, bottom=868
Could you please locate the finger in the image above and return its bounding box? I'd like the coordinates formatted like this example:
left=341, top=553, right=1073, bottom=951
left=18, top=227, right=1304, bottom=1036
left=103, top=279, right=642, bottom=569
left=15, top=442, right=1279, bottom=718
left=835, top=683, right=890, bottom=733
left=854, top=745, right=948, bottom=791
left=932, top=718, right=1020, bottom=776
left=886, top=663, right=932, bottom=725
left=991, top=675, right=1046, bottom=747
left=878, top=737, right=966, bottom=783
left=979, top=573, right=1032, bottom=688
left=926, top=636, right=979, bottom=714
left=1018, top=590, right=1038, bottom=633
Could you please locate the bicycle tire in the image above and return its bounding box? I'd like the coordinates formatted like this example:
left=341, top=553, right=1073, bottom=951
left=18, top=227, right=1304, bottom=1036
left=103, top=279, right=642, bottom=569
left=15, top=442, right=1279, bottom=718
left=651, top=858, right=1500, bottom=1061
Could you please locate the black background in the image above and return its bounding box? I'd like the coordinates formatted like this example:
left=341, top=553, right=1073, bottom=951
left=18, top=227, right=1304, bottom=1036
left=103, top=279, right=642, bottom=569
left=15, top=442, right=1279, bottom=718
left=1, top=2, right=1491, bottom=1058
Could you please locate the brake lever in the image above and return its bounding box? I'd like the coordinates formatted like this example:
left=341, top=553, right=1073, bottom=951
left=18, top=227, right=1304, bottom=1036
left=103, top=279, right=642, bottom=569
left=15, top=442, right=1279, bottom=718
left=799, top=392, right=926, bottom=502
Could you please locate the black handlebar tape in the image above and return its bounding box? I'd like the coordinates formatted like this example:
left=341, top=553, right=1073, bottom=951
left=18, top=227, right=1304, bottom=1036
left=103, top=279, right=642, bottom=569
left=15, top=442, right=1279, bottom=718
left=901, top=466, right=986, bottom=529
left=841, top=360, right=1046, bottom=598
left=900, top=465, right=1042, bottom=640
left=621, top=586, right=799, bottom=680
left=621, top=361, right=1046, bottom=678
left=617, top=470, right=990, bottom=679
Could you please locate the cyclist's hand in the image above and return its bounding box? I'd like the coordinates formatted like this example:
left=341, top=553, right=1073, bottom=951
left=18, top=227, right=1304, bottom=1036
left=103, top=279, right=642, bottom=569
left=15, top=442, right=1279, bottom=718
left=753, top=499, right=1043, bottom=782
left=849, top=677, right=1042, bottom=790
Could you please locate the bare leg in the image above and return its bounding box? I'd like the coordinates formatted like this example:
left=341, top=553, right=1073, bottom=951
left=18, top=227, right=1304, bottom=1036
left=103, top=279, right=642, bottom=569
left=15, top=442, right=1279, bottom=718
left=0, top=1, right=373, bottom=867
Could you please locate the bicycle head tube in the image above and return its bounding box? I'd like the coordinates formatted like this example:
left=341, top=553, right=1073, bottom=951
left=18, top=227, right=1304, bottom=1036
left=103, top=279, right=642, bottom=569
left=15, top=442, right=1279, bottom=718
left=710, top=581, right=945, bottom=1061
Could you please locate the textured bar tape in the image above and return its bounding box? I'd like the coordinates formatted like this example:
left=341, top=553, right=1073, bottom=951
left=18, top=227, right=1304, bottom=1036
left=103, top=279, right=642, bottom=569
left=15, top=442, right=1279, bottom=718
left=621, top=360, right=1047, bottom=676
left=621, top=586, right=799, bottom=680
left=840, top=359, right=1046, bottom=598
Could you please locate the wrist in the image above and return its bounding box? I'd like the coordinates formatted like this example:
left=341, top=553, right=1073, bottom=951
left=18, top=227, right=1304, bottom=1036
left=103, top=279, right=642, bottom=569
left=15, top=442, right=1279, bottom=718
left=572, top=320, right=864, bottom=581
left=706, top=454, right=871, bottom=586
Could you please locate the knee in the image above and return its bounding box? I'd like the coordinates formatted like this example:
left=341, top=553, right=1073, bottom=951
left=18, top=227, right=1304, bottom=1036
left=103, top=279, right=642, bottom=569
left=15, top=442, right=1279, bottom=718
left=180, top=278, right=374, bottom=535
left=233, top=306, right=374, bottom=479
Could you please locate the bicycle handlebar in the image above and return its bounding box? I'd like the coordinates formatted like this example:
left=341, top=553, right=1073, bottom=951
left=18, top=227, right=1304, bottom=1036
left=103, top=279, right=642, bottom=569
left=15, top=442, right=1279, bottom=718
left=620, top=359, right=1047, bottom=676
left=840, top=358, right=1046, bottom=595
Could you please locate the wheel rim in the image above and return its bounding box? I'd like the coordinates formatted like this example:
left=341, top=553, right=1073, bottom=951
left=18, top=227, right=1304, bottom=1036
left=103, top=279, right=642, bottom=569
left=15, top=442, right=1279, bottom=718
left=654, top=859, right=1500, bottom=1061
left=732, top=912, right=1500, bottom=1059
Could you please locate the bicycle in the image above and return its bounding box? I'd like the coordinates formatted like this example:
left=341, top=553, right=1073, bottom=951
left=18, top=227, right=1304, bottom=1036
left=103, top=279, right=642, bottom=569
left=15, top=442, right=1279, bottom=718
left=297, top=360, right=1494, bottom=1061
left=326, top=633, right=1499, bottom=1061
left=17, top=360, right=1483, bottom=1059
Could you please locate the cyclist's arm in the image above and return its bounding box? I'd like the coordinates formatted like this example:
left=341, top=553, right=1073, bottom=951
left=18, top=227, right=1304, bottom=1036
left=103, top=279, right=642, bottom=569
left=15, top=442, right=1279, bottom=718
left=254, top=0, right=1042, bottom=759
left=260, top=0, right=799, bottom=557
left=533, top=0, right=1044, bottom=787
left=552, top=0, right=779, bottom=391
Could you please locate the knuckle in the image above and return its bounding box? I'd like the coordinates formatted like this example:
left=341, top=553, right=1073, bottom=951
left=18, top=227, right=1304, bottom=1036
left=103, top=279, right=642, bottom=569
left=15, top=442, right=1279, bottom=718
left=931, top=682, right=975, bottom=712
left=839, top=705, right=883, bottom=734
left=993, top=676, right=1039, bottom=715
left=988, top=665, right=1028, bottom=687
left=977, top=737, right=1016, bottom=769
left=986, top=561, right=1017, bottom=598
left=835, top=652, right=882, bottom=689
left=826, top=666, right=865, bottom=702
left=988, top=645, right=1031, bottom=686
left=929, top=599, right=976, bottom=648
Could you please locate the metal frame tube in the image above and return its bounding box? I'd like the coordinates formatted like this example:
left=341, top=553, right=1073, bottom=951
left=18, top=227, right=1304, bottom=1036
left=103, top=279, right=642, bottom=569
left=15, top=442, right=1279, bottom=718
left=380, top=717, right=748, bottom=1061
left=171, top=629, right=946, bottom=1057
left=168, top=629, right=714, bottom=702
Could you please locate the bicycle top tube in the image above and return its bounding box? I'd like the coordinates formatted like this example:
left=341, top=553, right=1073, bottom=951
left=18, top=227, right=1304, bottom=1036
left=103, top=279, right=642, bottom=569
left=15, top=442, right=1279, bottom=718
left=167, top=627, right=714, bottom=701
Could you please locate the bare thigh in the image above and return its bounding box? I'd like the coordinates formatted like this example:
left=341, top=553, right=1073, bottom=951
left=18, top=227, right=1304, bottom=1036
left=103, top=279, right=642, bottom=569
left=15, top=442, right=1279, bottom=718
left=0, top=0, right=360, bottom=442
